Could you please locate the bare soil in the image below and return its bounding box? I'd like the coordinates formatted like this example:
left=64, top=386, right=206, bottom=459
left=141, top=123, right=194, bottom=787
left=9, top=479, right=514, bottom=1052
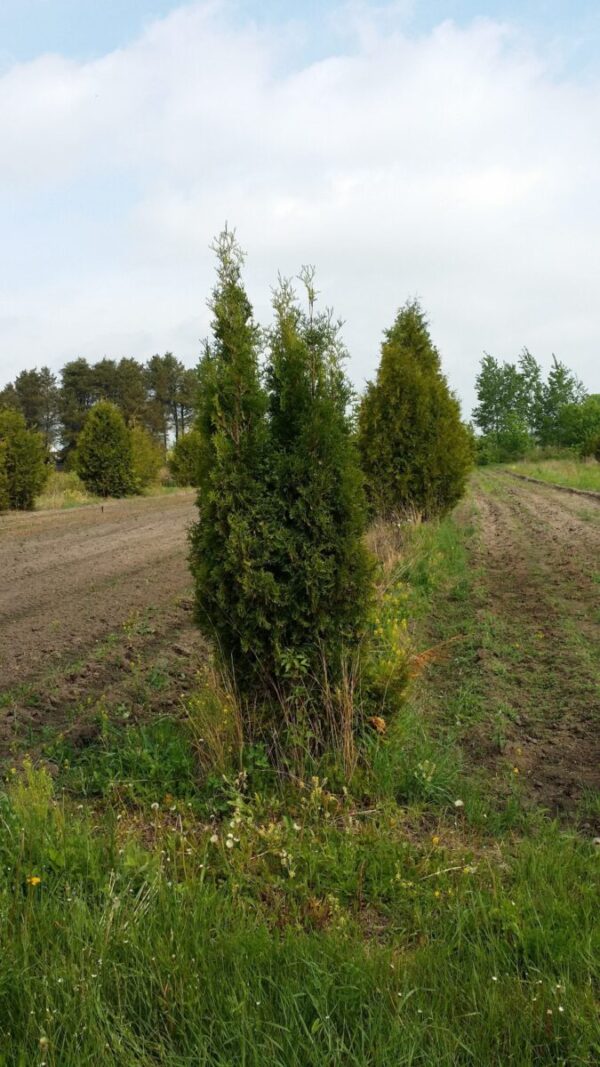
left=0, top=492, right=205, bottom=755
left=471, top=472, right=600, bottom=819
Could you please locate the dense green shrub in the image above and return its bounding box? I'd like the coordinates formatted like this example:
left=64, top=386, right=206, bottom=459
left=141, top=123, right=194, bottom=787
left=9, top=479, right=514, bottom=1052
left=0, top=408, right=49, bottom=510
left=358, top=301, right=472, bottom=518
left=75, top=401, right=135, bottom=497
left=130, top=424, right=163, bottom=489
left=168, top=429, right=202, bottom=487
left=190, top=231, right=275, bottom=701
left=0, top=441, right=9, bottom=511
left=264, top=273, right=372, bottom=692
left=190, top=233, right=373, bottom=736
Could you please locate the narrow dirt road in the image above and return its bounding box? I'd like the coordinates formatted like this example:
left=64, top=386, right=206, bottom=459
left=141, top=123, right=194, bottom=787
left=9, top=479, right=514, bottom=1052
left=471, top=471, right=600, bottom=818
left=0, top=492, right=197, bottom=692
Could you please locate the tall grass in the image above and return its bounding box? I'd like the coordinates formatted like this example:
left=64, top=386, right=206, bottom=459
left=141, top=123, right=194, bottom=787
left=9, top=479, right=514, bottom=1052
left=508, top=458, right=600, bottom=493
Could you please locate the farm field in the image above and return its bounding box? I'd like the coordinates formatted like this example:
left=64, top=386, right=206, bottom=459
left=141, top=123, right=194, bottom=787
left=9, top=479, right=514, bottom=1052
left=505, top=458, right=600, bottom=494
left=0, top=473, right=599, bottom=1064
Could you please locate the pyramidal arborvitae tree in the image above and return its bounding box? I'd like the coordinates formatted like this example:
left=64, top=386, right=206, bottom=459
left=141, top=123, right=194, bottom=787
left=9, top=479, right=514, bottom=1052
left=358, top=300, right=472, bottom=518
left=189, top=230, right=278, bottom=694
left=265, top=270, right=372, bottom=690
left=75, top=401, right=135, bottom=497
left=190, top=236, right=374, bottom=739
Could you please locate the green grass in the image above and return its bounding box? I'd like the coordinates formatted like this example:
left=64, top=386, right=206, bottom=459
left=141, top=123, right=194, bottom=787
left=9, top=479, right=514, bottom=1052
left=1, top=507, right=599, bottom=1064
left=506, top=458, right=600, bottom=493
left=34, top=470, right=186, bottom=511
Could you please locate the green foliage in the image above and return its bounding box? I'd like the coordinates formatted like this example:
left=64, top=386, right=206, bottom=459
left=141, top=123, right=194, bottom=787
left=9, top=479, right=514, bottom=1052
left=75, top=401, right=136, bottom=498
left=0, top=440, right=9, bottom=511
left=0, top=408, right=49, bottom=510
left=358, top=300, right=472, bottom=518
left=168, top=429, right=202, bottom=486
left=190, top=229, right=275, bottom=701
left=130, top=424, right=163, bottom=489
left=558, top=394, right=600, bottom=453
left=12, top=366, right=60, bottom=448
left=264, top=272, right=372, bottom=694
left=475, top=412, right=532, bottom=464
left=473, top=350, right=588, bottom=457
left=190, top=234, right=373, bottom=737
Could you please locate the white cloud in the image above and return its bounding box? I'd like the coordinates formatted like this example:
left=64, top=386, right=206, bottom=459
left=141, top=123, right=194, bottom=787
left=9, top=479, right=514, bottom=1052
left=1, top=1, right=599, bottom=414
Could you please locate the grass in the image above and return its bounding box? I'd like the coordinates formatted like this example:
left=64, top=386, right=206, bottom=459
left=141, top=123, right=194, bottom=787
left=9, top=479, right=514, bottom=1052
left=506, top=457, right=600, bottom=493
left=36, top=470, right=101, bottom=510
left=1, top=505, right=599, bottom=1064
left=34, top=470, right=187, bottom=511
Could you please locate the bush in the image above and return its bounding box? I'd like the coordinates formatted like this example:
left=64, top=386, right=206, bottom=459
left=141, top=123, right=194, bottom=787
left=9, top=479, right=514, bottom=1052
left=168, top=429, right=201, bottom=487
left=130, top=425, right=163, bottom=489
left=0, top=408, right=49, bottom=510
left=358, top=301, right=472, bottom=518
left=75, top=401, right=136, bottom=497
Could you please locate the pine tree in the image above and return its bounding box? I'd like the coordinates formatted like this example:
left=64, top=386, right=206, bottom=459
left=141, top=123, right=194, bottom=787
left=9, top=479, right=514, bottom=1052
left=358, top=300, right=472, bottom=518
left=75, top=401, right=136, bottom=497
left=189, top=230, right=278, bottom=694
left=0, top=409, right=49, bottom=510
left=265, top=271, right=372, bottom=690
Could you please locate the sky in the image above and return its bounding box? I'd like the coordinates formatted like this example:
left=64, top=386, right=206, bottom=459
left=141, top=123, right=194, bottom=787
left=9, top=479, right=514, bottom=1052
left=1, top=1, right=599, bottom=416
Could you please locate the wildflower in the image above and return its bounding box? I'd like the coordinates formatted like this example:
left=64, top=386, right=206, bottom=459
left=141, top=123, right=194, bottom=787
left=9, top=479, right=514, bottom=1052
left=27, top=876, right=42, bottom=886
left=150, top=802, right=159, bottom=811
left=453, top=799, right=464, bottom=808
left=210, top=834, right=219, bottom=844
left=225, top=838, right=234, bottom=850
left=491, top=976, right=498, bottom=982
left=512, top=767, right=519, bottom=775
left=558, top=1005, right=564, bottom=1013
left=431, top=835, right=440, bottom=846
left=368, top=715, right=386, bottom=735
left=434, top=889, right=441, bottom=898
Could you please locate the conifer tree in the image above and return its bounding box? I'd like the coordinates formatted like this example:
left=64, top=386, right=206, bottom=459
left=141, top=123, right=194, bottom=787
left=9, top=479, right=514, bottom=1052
left=169, top=429, right=202, bottom=487
left=0, top=441, right=10, bottom=511
left=0, top=409, right=49, bottom=509
left=265, top=271, right=372, bottom=689
left=189, top=230, right=277, bottom=693
left=75, top=401, right=135, bottom=497
left=358, top=300, right=472, bottom=518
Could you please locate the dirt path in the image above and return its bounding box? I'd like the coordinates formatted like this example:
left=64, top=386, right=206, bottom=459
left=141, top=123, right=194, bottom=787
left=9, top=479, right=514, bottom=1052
left=470, top=471, right=600, bottom=819
left=0, top=492, right=198, bottom=693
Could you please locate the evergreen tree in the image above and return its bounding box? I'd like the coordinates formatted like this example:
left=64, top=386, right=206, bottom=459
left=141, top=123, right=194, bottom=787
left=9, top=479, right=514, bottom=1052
left=130, top=424, right=163, bottom=489
left=265, top=271, right=372, bottom=690
left=358, top=300, right=472, bottom=518
left=13, top=367, right=60, bottom=449
left=169, top=429, right=202, bottom=487
left=0, top=409, right=49, bottom=510
left=60, top=358, right=97, bottom=455
left=189, top=230, right=277, bottom=695
left=75, top=401, right=136, bottom=497
left=0, top=441, right=10, bottom=511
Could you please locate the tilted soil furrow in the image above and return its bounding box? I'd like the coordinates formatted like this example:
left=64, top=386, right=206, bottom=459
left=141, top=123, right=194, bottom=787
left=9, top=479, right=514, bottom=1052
left=471, top=473, right=600, bottom=821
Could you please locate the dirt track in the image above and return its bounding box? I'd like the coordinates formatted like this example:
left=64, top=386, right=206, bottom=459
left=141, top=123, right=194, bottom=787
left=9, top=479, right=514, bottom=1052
left=471, top=471, right=600, bottom=817
left=0, top=492, right=197, bottom=692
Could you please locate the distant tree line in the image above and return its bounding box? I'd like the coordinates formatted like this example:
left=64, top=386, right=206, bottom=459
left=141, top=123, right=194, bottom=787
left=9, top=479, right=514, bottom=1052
left=473, top=351, right=600, bottom=462
left=0, top=353, right=198, bottom=456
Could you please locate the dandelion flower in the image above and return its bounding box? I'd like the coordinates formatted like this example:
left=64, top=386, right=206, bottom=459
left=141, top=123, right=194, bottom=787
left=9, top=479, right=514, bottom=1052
left=210, top=834, right=219, bottom=844
left=431, top=835, right=440, bottom=846
left=27, top=876, right=42, bottom=886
